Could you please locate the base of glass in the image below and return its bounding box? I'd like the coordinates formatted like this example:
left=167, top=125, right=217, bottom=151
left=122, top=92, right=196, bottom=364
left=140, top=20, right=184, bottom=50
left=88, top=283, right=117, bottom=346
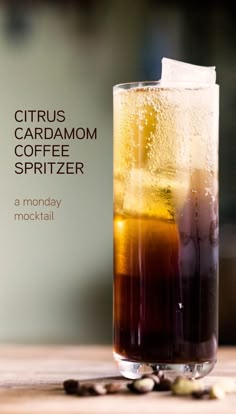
left=114, top=352, right=216, bottom=379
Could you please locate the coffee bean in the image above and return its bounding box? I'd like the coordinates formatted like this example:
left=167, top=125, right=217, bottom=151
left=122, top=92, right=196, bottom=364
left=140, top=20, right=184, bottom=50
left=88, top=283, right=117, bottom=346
left=63, top=379, right=80, bottom=395
left=192, top=389, right=210, bottom=399
left=91, top=384, right=107, bottom=396
left=77, top=383, right=93, bottom=396
left=128, top=378, right=155, bottom=394
left=78, top=383, right=107, bottom=396
left=142, top=374, right=160, bottom=386
left=105, top=382, right=123, bottom=394
left=209, top=384, right=225, bottom=400
left=172, top=376, right=203, bottom=396
left=155, top=378, right=172, bottom=392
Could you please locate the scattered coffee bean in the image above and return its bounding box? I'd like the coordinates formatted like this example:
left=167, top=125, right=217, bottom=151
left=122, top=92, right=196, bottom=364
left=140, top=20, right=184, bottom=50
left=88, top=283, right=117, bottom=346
left=77, top=383, right=94, bottom=396
left=105, top=382, right=123, bottom=394
left=172, top=376, right=203, bottom=396
left=62, top=374, right=236, bottom=402
left=142, top=374, right=160, bottom=386
left=127, top=383, right=134, bottom=392
left=192, top=388, right=210, bottom=400
left=209, top=384, right=225, bottom=400
left=155, top=378, right=172, bottom=392
left=78, top=382, right=107, bottom=396
left=63, top=379, right=80, bottom=395
left=91, top=384, right=107, bottom=396
left=128, top=378, right=155, bottom=394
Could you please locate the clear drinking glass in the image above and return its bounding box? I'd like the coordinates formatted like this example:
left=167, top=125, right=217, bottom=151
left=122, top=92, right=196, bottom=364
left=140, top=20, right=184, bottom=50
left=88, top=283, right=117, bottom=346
left=113, top=81, right=219, bottom=379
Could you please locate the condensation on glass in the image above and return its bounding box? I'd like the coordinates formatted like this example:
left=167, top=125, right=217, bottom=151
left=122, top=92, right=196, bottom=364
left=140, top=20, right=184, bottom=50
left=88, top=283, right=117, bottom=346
left=113, top=81, right=219, bottom=379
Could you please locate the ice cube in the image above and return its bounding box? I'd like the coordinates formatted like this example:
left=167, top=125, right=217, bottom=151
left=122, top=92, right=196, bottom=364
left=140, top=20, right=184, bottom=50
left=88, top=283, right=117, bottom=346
left=123, top=169, right=174, bottom=219
left=122, top=168, right=189, bottom=220
left=160, top=58, right=219, bottom=171
left=161, top=58, right=216, bottom=84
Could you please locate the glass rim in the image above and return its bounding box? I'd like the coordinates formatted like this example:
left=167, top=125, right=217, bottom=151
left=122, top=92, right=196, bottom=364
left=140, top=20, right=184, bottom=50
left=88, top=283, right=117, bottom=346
left=113, top=80, right=219, bottom=91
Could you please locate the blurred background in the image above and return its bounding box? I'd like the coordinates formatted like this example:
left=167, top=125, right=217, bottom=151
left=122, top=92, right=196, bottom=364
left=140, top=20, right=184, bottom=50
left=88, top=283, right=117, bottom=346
left=0, top=0, right=235, bottom=345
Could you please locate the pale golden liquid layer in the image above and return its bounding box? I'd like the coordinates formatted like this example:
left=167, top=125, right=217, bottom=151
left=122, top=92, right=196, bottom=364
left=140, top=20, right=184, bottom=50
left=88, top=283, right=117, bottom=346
left=114, top=86, right=218, bottom=221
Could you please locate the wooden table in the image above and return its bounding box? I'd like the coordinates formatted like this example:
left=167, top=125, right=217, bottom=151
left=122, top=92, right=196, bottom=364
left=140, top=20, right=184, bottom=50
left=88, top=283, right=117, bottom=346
left=0, top=346, right=235, bottom=413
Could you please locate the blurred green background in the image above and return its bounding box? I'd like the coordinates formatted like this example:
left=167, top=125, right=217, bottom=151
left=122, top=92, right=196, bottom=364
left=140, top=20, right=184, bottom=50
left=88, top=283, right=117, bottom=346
left=0, top=0, right=235, bottom=344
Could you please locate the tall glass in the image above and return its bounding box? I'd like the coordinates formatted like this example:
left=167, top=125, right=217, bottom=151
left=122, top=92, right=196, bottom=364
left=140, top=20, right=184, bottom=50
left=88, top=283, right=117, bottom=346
left=113, top=81, right=219, bottom=379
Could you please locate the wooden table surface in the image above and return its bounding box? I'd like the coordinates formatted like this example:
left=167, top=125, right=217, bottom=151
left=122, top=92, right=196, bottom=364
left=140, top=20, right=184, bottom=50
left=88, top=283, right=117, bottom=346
left=0, top=346, right=235, bottom=414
